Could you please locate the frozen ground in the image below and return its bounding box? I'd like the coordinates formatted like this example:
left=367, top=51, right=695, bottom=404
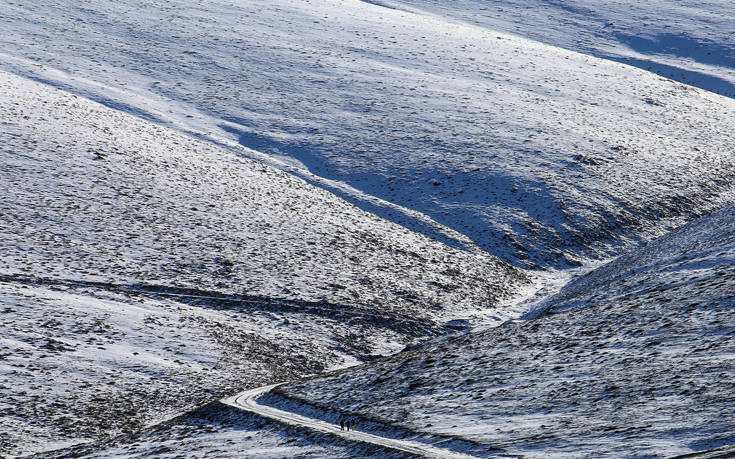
left=0, top=69, right=526, bottom=457
left=0, top=69, right=524, bottom=329
left=2, top=0, right=735, bottom=268
left=278, top=206, right=735, bottom=458
left=0, top=281, right=333, bottom=456
left=222, top=385, right=476, bottom=458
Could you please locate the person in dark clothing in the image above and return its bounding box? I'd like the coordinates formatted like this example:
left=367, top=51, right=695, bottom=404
left=340, top=418, right=344, bottom=431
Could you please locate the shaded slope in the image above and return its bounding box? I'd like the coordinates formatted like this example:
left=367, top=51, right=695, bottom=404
left=533, top=203, right=735, bottom=317
left=2, top=0, right=735, bottom=267
left=31, top=402, right=403, bottom=459
left=222, top=385, right=476, bottom=459
left=277, top=206, right=735, bottom=457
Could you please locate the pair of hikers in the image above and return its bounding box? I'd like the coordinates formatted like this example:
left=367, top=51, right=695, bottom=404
left=339, top=417, right=357, bottom=431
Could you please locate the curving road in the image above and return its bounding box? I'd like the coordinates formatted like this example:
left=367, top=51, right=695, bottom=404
left=221, top=385, right=478, bottom=458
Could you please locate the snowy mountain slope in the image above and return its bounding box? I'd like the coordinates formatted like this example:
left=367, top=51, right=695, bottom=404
left=376, top=0, right=735, bottom=99
left=3, top=1, right=735, bottom=457
left=2, top=0, right=735, bottom=268
left=0, top=69, right=524, bottom=326
left=0, top=69, right=527, bottom=456
left=276, top=205, right=735, bottom=458
left=531, top=203, right=735, bottom=317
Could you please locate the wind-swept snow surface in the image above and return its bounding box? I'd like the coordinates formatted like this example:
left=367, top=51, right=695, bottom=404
left=278, top=206, right=735, bottom=458
left=2, top=0, right=735, bottom=267
left=0, top=70, right=526, bottom=456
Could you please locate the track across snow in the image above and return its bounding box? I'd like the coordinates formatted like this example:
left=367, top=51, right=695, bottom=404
left=221, top=386, right=477, bottom=458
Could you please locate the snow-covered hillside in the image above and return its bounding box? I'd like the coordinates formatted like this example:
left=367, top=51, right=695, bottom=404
left=0, top=69, right=526, bottom=456
left=1, top=69, right=524, bottom=324
left=2, top=0, right=735, bottom=267
left=378, top=0, right=735, bottom=99
left=276, top=205, right=735, bottom=458
left=4, top=0, right=735, bottom=457
left=20, top=399, right=399, bottom=459
left=532, top=203, right=735, bottom=318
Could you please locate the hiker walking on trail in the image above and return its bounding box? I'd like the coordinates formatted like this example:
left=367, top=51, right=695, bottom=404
left=351, top=418, right=357, bottom=431
left=340, top=418, right=344, bottom=431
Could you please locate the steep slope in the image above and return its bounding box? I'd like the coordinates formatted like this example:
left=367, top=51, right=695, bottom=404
left=377, top=0, right=735, bottom=98
left=0, top=70, right=526, bottom=456
left=276, top=206, right=735, bottom=458
left=2, top=0, right=735, bottom=267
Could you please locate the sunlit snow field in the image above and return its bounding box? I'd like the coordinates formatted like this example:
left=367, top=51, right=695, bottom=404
left=372, top=0, right=735, bottom=98
left=0, top=69, right=524, bottom=455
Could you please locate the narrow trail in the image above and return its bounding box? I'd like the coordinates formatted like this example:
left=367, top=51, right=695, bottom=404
left=221, top=386, right=478, bottom=459
left=218, top=268, right=589, bottom=458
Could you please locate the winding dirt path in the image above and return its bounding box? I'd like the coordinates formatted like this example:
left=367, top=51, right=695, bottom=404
left=221, top=385, right=478, bottom=458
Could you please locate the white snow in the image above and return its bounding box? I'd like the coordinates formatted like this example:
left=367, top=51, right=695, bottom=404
left=0, top=68, right=523, bottom=325
left=0, top=68, right=524, bottom=456
left=374, top=0, right=735, bottom=98
left=223, top=385, right=476, bottom=459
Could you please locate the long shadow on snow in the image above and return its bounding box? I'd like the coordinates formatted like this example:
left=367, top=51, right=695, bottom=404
left=219, top=123, right=474, bottom=253
left=608, top=53, right=735, bottom=99
left=617, top=32, right=735, bottom=71
left=4, top=70, right=165, bottom=124
left=219, top=124, right=600, bottom=269
left=0, top=273, right=444, bottom=339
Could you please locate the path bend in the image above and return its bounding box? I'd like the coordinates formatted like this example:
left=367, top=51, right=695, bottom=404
left=221, top=385, right=478, bottom=458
